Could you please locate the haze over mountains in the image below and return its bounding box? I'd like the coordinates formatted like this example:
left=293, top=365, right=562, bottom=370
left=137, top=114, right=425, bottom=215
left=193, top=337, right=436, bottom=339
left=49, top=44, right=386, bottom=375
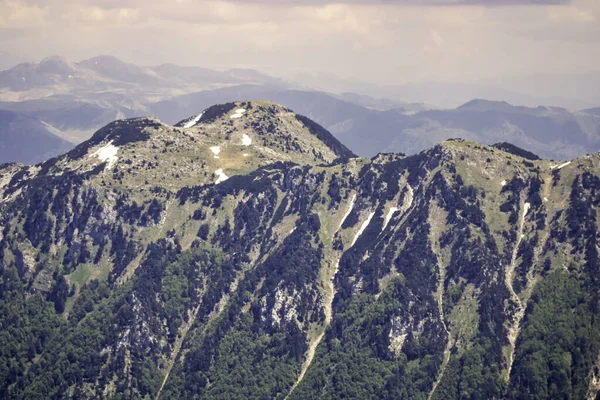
left=0, top=55, right=599, bottom=165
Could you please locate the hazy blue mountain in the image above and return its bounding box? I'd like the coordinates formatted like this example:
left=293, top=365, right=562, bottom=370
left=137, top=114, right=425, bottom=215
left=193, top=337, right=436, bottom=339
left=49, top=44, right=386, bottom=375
left=0, top=109, right=73, bottom=164
left=294, top=71, right=597, bottom=109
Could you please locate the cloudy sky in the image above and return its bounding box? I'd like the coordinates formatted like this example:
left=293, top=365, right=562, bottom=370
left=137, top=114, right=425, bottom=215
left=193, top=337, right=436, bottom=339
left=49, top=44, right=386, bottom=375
left=0, top=0, right=598, bottom=86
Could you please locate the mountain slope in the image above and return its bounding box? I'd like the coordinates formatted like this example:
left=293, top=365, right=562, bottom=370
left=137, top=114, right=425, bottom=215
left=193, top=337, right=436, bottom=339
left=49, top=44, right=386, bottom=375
left=0, top=110, right=73, bottom=164
left=1, top=103, right=600, bottom=400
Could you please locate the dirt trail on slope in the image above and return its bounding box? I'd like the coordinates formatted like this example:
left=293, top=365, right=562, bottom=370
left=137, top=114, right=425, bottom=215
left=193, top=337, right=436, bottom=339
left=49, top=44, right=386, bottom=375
left=156, top=277, right=239, bottom=400
left=505, top=201, right=530, bottom=383
left=155, top=303, right=202, bottom=400
left=287, top=193, right=359, bottom=399
left=428, top=202, right=452, bottom=400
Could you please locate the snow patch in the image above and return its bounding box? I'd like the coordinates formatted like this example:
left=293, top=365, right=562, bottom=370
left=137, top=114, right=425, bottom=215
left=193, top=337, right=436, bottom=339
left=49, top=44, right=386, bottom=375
left=521, top=202, right=531, bottom=239
left=351, top=212, right=375, bottom=247
left=21, top=77, right=25, bottom=81
left=543, top=197, right=548, bottom=203
left=501, top=180, right=507, bottom=187
left=215, top=169, right=229, bottom=184
left=242, top=134, right=252, bottom=146
left=336, top=193, right=356, bottom=233
left=183, top=112, right=204, bottom=128
left=230, top=108, right=246, bottom=119
left=93, top=142, right=119, bottom=169
left=401, top=184, right=414, bottom=213
left=289, top=227, right=296, bottom=234
left=382, top=207, right=399, bottom=231
left=210, top=146, right=221, bottom=156
left=243, top=153, right=249, bottom=157
left=551, top=161, right=572, bottom=170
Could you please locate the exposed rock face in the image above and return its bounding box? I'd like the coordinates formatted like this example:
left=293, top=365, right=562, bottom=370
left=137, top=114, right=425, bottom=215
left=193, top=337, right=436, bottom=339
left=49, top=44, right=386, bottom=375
left=0, top=105, right=599, bottom=400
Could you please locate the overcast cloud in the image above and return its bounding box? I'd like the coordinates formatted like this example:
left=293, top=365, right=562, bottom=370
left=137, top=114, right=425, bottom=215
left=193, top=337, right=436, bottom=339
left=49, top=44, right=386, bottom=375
left=0, top=0, right=597, bottom=87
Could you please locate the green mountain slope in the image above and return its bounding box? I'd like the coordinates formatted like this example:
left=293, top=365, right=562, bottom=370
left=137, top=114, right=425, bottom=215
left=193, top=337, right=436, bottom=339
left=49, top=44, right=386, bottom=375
left=1, top=102, right=599, bottom=399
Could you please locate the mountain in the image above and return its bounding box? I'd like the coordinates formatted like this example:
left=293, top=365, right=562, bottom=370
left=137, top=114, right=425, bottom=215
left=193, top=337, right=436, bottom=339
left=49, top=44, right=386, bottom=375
left=79, top=56, right=166, bottom=87
left=1, top=101, right=600, bottom=399
left=0, top=109, right=73, bottom=164
left=0, top=55, right=288, bottom=101
left=293, top=72, right=597, bottom=110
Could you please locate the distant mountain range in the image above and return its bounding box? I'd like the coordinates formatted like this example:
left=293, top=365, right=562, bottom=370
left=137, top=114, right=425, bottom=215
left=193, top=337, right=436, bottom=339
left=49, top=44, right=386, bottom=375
left=0, top=55, right=598, bottom=164
left=293, top=71, right=600, bottom=110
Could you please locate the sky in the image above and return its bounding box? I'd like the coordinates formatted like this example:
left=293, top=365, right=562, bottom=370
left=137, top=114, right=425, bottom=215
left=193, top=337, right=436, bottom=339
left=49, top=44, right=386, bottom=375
left=0, top=0, right=598, bottom=87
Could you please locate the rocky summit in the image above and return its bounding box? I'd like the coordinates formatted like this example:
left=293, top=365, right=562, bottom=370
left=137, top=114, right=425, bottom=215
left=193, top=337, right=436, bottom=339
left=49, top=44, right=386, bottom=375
left=1, top=101, right=600, bottom=400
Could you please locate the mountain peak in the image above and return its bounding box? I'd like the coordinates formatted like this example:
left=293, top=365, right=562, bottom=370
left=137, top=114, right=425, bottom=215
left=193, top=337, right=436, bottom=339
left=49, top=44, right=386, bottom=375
left=39, top=55, right=70, bottom=65
left=79, top=55, right=127, bottom=67
left=175, top=100, right=356, bottom=161
left=27, top=101, right=354, bottom=194
left=457, top=98, right=513, bottom=111
left=36, top=56, right=83, bottom=76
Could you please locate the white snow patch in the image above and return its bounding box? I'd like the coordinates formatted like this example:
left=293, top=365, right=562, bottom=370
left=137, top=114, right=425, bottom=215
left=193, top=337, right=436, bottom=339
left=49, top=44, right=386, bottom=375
left=336, top=193, right=356, bottom=233
left=93, top=142, right=119, bottom=169
left=401, top=184, right=414, bottom=213
left=184, top=112, right=204, bottom=128
left=215, top=169, right=229, bottom=184
left=501, top=180, right=507, bottom=187
left=523, top=202, right=531, bottom=217
left=351, top=212, right=375, bottom=247
left=68, top=74, right=73, bottom=79
left=21, top=77, right=25, bottom=81
left=242, top=134, right=252, bottom=146
left=520, top=202, right=531, bottom=239
left=382, top=207, right=399, bottom=231
left=243, top=153, right=249, bottom=157
left=543, top=197, right=548, bottom=203
left=210, top=146, right=221, bottom=156
left=551, top=161, right=572, bottom=170
left=230, top=108, right=246, bottom=119
left=289, top=227, right=296, bottom=234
